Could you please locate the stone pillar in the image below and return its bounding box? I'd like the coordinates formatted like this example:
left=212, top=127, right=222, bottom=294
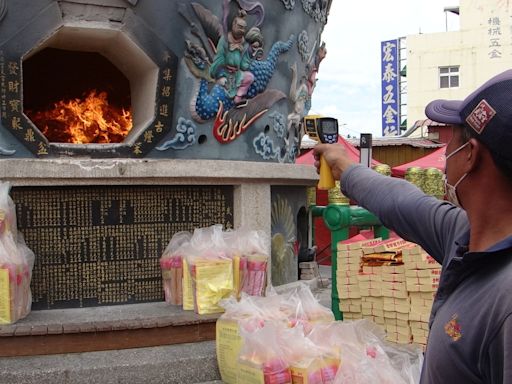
left=233, top=183, right=271, bottom=253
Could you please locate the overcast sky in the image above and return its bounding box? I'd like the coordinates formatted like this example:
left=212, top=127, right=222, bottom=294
left=310, top=0, right=460, bottom=138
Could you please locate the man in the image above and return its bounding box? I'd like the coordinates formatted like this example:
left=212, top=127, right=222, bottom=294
left=313, top=70, right=512, bottom=383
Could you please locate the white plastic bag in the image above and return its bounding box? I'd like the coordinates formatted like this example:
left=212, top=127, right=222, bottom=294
left=0, top=182, right=35, bottom=324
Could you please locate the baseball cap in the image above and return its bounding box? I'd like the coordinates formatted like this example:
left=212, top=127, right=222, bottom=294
left=425, top=69, right=512, bottom=161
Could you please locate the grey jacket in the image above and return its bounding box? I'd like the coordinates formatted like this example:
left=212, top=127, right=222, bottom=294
left=341, top=164, right=512, bottom=383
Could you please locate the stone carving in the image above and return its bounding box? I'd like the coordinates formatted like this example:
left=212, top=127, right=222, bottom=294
left=281, top=0, right=296, bottom=10
left=156, top=117, right=196, bottom=151
left=253, top=128, right=299, bottom=163
left=0, top=146, right=15, bottom=156
left=180, top=1, right=294, bottom=143
left=269, top=111, right=285, bottom=138
left=297, top=30, right=309, bottom=62
left=302, top=0, right=329, bottom=23
left=253, top=131, right=278, bottom=160
left=286, top=62, right=308, bottom=146
left=271, top=194, right=297, bottom=285
left=305, top=41, right=326, bottom=97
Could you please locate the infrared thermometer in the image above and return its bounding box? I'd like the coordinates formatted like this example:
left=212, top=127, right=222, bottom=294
left=316, top=117, right=339, bottom=190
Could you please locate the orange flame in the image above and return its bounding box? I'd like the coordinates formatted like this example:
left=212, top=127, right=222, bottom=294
left=26, top=90, right=132, bottom=144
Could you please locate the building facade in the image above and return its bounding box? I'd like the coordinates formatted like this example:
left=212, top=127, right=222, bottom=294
left=407, top=0, right=512, bottom=128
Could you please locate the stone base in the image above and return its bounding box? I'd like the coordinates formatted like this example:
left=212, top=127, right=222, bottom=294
left=0, top=302, right=218, bottom=357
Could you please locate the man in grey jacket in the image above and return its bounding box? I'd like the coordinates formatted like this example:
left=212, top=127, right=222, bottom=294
left=313, top=70, right=512, bottom=383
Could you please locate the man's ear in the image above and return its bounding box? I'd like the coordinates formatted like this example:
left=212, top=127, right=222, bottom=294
left=466, top=138, right=482, bottom=173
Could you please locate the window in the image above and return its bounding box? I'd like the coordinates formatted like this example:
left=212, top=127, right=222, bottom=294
left=439, top=66, right=460, bottom=88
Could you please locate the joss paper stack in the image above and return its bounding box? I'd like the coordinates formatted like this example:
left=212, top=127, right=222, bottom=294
left=359, top=265, right=384, bottom=326
left=361, top=238, right=411, bottom=343
left=403, top=244, right=441, bottom=347
left=337, top=236, right=382, bottom=320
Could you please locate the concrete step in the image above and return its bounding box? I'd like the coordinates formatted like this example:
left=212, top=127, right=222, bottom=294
left=0, top=302, right=219, bottom=357
left=0, top=341, right=222, bottom=384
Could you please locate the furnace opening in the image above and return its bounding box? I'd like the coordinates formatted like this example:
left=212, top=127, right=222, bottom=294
left=23, top=48, right=132, bottom=144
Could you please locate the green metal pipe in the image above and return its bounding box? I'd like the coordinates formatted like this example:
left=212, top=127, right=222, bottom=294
left=308, top=203, right=389, bottom=320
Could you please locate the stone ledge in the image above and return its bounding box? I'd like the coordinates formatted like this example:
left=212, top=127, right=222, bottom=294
left=0, top=302, right=219, bottom=357
left=0, top=302, right=219, bottom=337
left=0, top=158, right=318, bottom=187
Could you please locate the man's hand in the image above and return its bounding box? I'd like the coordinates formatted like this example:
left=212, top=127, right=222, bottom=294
left=313, top=143, right=356, bottom=180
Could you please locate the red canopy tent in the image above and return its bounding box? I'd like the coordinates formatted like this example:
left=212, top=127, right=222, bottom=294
left=391, top=146, right=446, bottom=177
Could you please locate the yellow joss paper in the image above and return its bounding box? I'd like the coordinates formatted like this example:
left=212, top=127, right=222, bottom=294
left=216, top=318, right=243, bottom=384
left=194, top=259, right=233, bottom=314
left=233, top=254, right=241, bottom=300
left=0, top=268, right=11, bottom=324
left=237, top=362, right=265, bottom=384
left=182, top=259, right=194, bottom=311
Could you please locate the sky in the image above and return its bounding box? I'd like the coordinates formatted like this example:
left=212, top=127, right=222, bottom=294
left=310, top=0, right=460, bottom=138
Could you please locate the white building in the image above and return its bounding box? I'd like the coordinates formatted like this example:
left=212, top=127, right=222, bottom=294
left=406, top=0, right=512, bottom=134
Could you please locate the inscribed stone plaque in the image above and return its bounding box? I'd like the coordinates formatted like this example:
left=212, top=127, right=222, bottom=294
left=11, top=185, right=233, bottom=310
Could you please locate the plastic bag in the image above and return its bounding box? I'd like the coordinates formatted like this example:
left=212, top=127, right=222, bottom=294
left=328, top=319, right=423, bottom=384
left=187, top=225, right=233, bottom=314
left=279, top=325, right=339, bottom=384
left=278, top=282, right=334, bottom=332
left=216, top=295, right=269, bottom=384
left=228, top=226, right=270, bottom=298
left=0, top=182, right=35, bottom=324
left=238, top=322, right=292, bottom=384
left=159, top=231, right=191, bottom=305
